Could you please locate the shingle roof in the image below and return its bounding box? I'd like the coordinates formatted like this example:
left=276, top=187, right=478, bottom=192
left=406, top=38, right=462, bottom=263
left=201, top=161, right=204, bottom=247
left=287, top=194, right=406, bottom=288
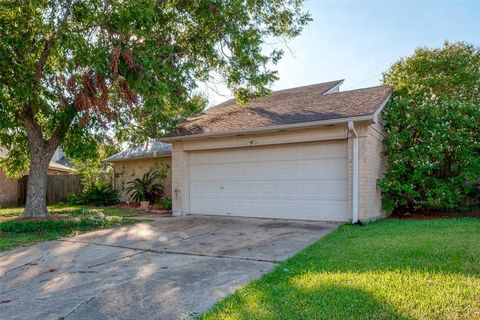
left=48, top=162, right=75, bottom=173
left=0, top=151, right=74, bottom=173
left=165, top=81, right=392, bottom=138
left=55, top=155, right=74, bottom=168
left=105, top=140, right=171, bottom=162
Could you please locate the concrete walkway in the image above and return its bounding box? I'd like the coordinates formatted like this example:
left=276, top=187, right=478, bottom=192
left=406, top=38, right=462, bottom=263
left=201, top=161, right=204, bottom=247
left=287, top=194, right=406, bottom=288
left=0, top=215, right=337, bottom=320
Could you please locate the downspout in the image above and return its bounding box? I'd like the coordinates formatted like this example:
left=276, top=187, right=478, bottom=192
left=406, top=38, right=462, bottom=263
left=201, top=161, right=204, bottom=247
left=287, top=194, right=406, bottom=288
left=348, top=121, right=359, bottom=224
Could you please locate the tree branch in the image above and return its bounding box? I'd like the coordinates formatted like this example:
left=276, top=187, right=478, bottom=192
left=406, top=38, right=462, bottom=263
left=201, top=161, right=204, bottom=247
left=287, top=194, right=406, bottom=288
left=27, top=0, right=74, bottom=145
left=34, top=36, right=55, bottom=85
left=47, top=106, right=77, bottom=150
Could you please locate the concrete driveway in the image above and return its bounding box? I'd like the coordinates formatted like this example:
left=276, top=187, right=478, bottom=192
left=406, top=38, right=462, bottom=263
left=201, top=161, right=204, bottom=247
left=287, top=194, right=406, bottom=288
left=0, top=215, right=337, bottom=320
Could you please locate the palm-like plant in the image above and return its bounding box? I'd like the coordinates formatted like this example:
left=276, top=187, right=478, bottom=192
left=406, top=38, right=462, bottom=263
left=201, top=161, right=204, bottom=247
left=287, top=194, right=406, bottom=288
left=125, top=169, right=165, bottom=203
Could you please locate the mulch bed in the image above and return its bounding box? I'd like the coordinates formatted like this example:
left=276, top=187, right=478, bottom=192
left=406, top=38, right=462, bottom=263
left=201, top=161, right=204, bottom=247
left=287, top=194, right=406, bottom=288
left=116, top=202, right=141, bottom=209
left=116, top=202, right=171, bottom=214
left=392, top=211, right=480, bottom=220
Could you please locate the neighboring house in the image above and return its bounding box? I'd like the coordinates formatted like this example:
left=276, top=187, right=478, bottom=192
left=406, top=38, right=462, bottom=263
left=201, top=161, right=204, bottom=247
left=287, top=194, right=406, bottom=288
left=0, top=150, right=75, bottom=207
left=106, top=140, right=172, bottom=202
left=161, top=80, right=392, bottom=222
left=47, top=162, right=77, bottom=175
left=51, top=148, right=74, bottom=168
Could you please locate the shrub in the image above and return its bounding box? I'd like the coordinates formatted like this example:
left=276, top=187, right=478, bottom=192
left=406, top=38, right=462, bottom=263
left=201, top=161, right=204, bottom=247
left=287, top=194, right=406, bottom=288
left=158, top=197, right=172, bottom=210
left=68, top=184, right=119, bottom=206
left=0, top=219, right=78, bottom=233
left=71, top=208, right=108, bottom=227
left=380, top=42, right=480, bottom=213
left=125, top=166, right=167, bottom=203
left=67, top=192, right=80, bottom=205
left=0, top=209, right=120, bottom=233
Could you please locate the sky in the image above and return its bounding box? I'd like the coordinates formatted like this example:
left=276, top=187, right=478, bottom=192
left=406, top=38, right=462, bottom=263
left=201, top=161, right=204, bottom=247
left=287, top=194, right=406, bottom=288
left=203, top=0, right=480, bottom=106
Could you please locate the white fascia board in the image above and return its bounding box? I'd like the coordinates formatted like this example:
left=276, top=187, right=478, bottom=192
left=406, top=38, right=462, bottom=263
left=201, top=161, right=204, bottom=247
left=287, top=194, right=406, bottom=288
left=372, top=93, right=392, bottom=123
left=160, top=114, right=374, bottom=142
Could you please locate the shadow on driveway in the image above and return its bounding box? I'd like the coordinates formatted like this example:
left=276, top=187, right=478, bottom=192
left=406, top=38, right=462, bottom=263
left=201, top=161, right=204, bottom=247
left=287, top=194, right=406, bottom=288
left=0, top=215, right=337, bottom=319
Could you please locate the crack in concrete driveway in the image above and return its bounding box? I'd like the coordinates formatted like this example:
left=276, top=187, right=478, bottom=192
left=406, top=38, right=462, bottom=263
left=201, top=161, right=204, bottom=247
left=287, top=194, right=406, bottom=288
left=58, top=238, right=281, bottom=264
left=0, top=215, right=337, bottom=320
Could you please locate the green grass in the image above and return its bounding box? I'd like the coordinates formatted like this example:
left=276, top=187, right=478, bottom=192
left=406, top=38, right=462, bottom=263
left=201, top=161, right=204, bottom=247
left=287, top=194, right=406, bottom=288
left=199, top=218, right=480, bottom=320
left=0, top=205, right=143, bottom=251
left=0, top=204, right=141, bottom=221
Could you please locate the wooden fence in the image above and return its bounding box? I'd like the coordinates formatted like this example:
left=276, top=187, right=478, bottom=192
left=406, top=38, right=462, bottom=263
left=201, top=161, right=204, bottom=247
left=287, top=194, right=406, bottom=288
left=18, top=174, right=82, bottom=205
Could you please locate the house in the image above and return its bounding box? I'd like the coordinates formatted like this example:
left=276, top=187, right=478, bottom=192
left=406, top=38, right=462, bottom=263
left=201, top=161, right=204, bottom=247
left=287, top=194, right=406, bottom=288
left=0, top=150, right=75, bottom=207
left=106, top=140, right=172, bottom=202
left=160, top=80, right=392, bottom=222
left=51, top=148, right=75, bottom=168
left=47, top=162, right=76, bottom=175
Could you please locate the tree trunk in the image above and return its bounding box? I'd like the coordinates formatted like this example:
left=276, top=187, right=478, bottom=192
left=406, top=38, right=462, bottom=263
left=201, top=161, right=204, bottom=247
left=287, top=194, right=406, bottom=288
left=22, top=154, right=51, bottom=218
left=21, top=129, right=58, bottom=219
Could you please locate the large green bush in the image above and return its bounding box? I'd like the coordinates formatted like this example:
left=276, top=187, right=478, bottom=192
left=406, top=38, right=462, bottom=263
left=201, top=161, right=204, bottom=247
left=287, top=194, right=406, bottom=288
left=68, top=184, right=119, bottom=206
left=379, top=42, right=480, bottom=213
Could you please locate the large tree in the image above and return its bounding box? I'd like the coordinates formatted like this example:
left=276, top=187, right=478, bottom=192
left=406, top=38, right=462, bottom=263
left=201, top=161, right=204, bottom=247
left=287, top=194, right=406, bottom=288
left=0, top=0, right=310, bottom=218
left=380, top=42, right=480, bottom=213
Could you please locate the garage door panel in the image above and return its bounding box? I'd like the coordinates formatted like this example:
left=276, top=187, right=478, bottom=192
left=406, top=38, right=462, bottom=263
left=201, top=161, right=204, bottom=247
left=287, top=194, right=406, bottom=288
left=302, top=142, right=347, bottom=159
left=192, top=181, right=346, bottom=201
left=300, top=160, right=347, bottom=178
left=225, top=165, right=243, bottom=177
left=191, top=199, right=225, bottom=213
left=191, top=161, right=347, bottom=181
left=189, top=141, right=349, bottom=221
left=193, top=199, right=348, bottom=222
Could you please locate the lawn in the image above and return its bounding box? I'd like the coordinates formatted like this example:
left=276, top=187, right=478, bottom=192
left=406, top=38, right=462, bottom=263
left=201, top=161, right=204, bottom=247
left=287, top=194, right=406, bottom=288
left=199, top=218, right=480, bottom=320
left=0, top=204, right=143, bottom=251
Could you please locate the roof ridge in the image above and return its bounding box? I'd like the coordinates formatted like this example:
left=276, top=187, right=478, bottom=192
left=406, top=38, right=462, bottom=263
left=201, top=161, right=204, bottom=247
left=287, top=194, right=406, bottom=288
left=268, top=79, right=344, bottom=95
left=200, top=79, right=345, bottom=114
left=105, top=139, right=172, bottom=162
left=165, top=82, right=393, bottom=139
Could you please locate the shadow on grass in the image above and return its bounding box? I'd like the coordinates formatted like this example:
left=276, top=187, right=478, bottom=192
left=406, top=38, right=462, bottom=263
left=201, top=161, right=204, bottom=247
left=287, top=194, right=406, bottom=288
left=201, top=283, right=411, bottom=320
left=199, top=218, right=480, bottom=320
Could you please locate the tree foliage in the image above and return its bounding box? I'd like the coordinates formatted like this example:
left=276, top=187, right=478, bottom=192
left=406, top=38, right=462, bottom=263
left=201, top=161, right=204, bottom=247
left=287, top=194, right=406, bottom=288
left=71, top=143, right=118, bottom=191
left=0, top=0, right=310, bottom=217
left=0, top=0, right=310, bottom=173
left=379, top=42, right=480, bottom=212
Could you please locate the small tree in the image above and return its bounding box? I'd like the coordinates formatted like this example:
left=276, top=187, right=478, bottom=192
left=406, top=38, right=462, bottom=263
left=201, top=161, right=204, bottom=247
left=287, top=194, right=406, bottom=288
left=0, top=0, right=311, bottom=218
left=72, top=143, right=118, bottom=191
left=379, top=42, right=480, bottom=213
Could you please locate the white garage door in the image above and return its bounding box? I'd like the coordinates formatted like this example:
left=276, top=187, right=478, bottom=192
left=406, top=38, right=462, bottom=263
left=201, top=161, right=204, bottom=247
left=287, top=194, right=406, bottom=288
left=189, top=140, right=349, bottom=221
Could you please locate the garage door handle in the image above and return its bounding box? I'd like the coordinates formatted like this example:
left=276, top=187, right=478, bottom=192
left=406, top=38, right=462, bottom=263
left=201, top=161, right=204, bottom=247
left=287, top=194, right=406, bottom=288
left=220, top=186, right=224, bottom=189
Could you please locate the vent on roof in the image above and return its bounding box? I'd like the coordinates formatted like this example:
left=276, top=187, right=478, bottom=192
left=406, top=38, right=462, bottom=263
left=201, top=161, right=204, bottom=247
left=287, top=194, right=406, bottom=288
left=323, top=81, right=343, bottom=94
